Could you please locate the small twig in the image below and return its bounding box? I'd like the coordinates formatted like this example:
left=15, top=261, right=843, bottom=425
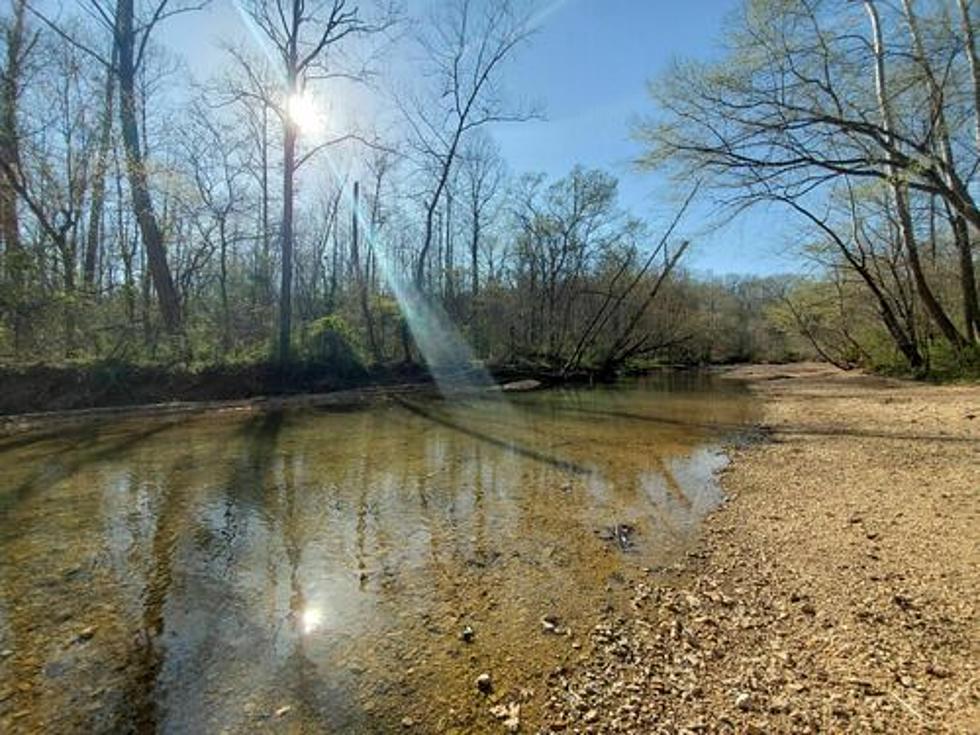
left=889, top=690, right=927, bottom=725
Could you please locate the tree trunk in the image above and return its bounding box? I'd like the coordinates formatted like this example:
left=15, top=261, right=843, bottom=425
left=261, top=102, right=271, bottom=306
left=952, top=212, right=980, bottom=341
left=864, top=0, right=966, bottom=350
left=116, top=0, right=181, bottom=333
left=957, top=0, right=980, bottom=153
left=279, top=116, right=296, bottom=364
left=0, top=0, right=26, bottom=351
left=902, top=0, right=980, bottom=343
left=84, top=46, right=117, bottom=293
left=219, top=215, right=230, bottom=354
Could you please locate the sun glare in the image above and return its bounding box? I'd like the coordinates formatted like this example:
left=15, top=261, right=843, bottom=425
left=300, top=606, right=323, bottom=634
left=287, top=92, right=322, bottom=135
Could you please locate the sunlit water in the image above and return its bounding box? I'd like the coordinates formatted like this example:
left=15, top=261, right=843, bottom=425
left=0, top=373, right=757, bottom=733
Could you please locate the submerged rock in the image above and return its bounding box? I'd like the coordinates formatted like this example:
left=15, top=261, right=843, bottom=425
left=596, top=524, right=637, bottom=552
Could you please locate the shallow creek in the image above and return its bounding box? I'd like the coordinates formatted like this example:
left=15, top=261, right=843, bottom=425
left=0, top=372, right=757, bottom=733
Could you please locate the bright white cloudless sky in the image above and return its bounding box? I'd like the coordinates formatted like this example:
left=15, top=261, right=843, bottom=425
left=155, top=0, right=801, bottom=277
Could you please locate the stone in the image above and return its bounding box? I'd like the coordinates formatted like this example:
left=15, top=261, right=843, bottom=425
left=401, top=716, right=414, bottom=728
left=501, top=379, right=542, bottom=392
left=476, top=673, right=493, bottom=694
left=491, top=702, right=521, bottom=732
left=275, top=706, right=292, bottom=718
left=460, top=625, right=475, bottom=643
left=735, top=692, right=754, bottom=711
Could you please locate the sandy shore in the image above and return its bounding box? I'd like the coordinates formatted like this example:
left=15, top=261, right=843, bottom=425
left=540, top=363, right=979, bottom=733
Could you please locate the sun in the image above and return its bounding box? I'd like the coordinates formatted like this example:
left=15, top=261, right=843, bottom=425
left=286, top=91, right=322, bottom=135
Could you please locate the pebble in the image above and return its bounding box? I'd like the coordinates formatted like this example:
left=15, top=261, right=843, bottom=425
left=401, top=716, right=414, bottom=727
left=275, top=706, right=291, bottom=718
left=735, top=692, right=754, bottom=711
left=476, top=673, right=492, bottom=694
left=460, top=625, right=475, bottom=643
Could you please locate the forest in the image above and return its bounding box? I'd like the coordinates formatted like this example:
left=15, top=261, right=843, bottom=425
left=0, top=0, right=978, bottom=411
left=1, top=3, right=978, bottom=734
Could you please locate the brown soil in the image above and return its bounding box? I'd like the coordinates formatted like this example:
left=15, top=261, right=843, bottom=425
left=539, top=362, right=979, bottom=733
left=0, top=361, right=434, bottom=417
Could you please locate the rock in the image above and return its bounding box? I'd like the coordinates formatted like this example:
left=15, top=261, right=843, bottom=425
left=583, top=708, right=599, bottom=724
left=476, top=673, right=493, bottom=694
left=275, top=706, right=292, bottom=718
left=75, top=626, right=96, bottom=643
left=491, top=702, right=521, bottom=732
left=541, top=615, right=559, bottom=634
left=0, top=649, right=12, bottom=659
left=460, top=625, right=475, bottom=643
left=769, top=697, right=790, bottom=714
left=401, top=716, right=414, bottom=728
left=735, top=692, right=754, bottom=711
left=501, top=379, right=542, bottom=392
left=893, top=593, right=914, bottom=610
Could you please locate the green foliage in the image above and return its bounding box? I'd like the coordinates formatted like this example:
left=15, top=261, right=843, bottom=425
left=301, top=314, right=366, bottom=376
left=923, top=343, right=980, bottom=382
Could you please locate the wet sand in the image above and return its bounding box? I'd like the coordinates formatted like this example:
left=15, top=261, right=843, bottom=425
left=541, top=363, right=979, bottom=733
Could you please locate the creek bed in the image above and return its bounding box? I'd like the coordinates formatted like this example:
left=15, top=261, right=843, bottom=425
left=0, top=372, right=757, bottom=733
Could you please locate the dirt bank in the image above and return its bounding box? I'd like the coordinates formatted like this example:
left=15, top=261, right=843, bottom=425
left=540, top=362, right=979, bottom=733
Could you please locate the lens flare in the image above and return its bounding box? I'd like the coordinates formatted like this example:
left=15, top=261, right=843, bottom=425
left=287, top=92, right=322, bottom=135
left=300, top=606, right=322, bottom=634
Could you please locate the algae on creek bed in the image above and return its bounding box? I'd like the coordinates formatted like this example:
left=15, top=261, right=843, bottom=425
left=0, top=372, right=758, bottom=733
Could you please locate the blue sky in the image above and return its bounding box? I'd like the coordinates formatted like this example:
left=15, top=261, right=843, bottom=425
left=158, top=0, right=799, bottom=277
left=488, top=0, right=798, bottom=276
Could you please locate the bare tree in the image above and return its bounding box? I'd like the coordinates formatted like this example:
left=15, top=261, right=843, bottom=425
left=30, top=0, right=212, bottom=335
left=863, top=0, right=966, bottom=349
left=0, top=0, right=35, bottom=349
left=460, top=131, right=504, bottom=302
left=639, top=0, right=978, bottom=359
left=404, top=0, right=535, bottom=287
left=241, top=0, right=393, bottom=364
left=83, top=43, right=116, bottom=293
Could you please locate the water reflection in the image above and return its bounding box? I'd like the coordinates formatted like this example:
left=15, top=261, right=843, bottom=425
left=0, top=374, right=756, bottom=733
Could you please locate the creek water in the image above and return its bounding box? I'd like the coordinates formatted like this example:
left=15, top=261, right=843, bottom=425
left=0, top=372, right=757, bottom=733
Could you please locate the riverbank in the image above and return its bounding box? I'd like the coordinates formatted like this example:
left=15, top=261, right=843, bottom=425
left=0, top=358, right=594, bottom=421
left=540, top=362, right=979, bottom=733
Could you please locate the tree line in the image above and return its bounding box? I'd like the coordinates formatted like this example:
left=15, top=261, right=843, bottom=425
left=1, top=0, right=973, bottom=382
left=640, top=0, right=980, bottom=375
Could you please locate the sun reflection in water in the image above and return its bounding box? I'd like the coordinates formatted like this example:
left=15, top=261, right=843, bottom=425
left=300, top=606, right=323, bottom=634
